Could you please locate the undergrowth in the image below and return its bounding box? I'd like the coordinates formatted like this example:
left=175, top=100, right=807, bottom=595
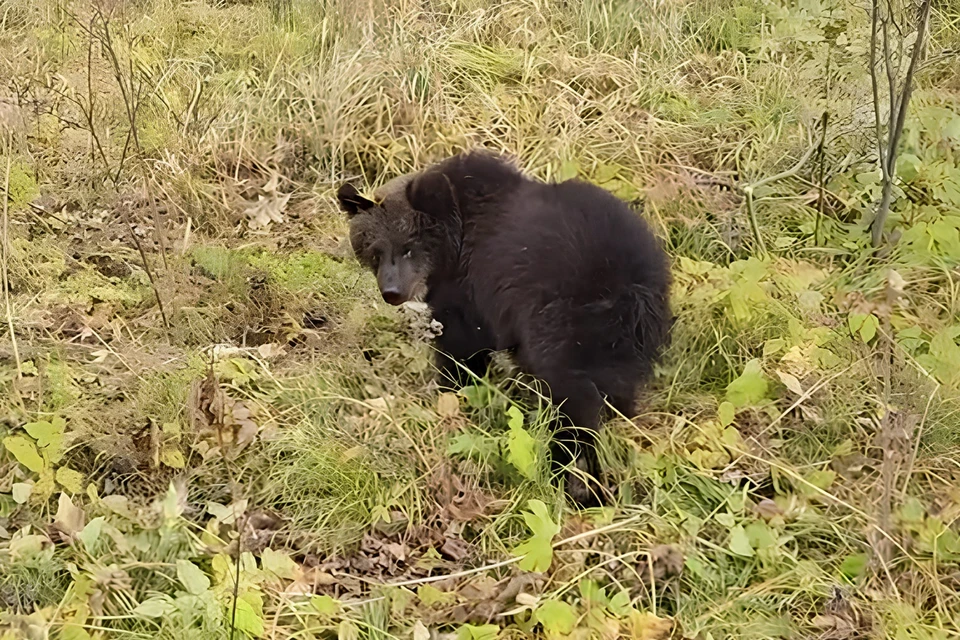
left=2, top=0, right=960, bottom=638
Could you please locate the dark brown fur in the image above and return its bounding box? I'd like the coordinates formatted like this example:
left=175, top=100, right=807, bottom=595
left=338, top=151, right=671, bottom=506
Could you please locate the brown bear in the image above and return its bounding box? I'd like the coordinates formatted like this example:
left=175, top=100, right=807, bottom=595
left=337, top=151, right=671, bottom=506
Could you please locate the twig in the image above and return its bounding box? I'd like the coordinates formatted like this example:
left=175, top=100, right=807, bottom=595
left=741, top=140, right=818, bottom=256
left=877, top=314, right=894, bottom=564
left=869, top=0, right=933, bottom=247
left=122, top=202, right=170, bottom=333
left=1, top=132, right=21, bottom=377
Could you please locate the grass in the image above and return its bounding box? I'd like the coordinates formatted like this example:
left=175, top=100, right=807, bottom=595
left=2, top=0, right=960, bottom=638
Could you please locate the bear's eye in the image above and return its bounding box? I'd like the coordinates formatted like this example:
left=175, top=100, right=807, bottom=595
left=402, top=248, right=413, bottom=259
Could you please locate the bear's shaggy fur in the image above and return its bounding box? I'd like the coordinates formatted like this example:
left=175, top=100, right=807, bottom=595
left=337, top=151, right=671, bottom=505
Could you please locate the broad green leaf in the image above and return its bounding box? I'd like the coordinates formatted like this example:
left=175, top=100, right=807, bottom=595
left=56, top=467, right=86, bottom=494
left=744, top=520, right=776, bottom=550
left=160, top=447, right=186, bottom=469
left=848, top=312, right=879, bottom=344
left=513, top=500, right=560, bottom=572
left=898, top=496, right=926, bottom=524
left=578, top=578, right=607, bottom=605
left=3, top=435, right=44, bottom=473
left=896, top=154, right=921, bottom=182
left=59, top=624, right=91, bottom=640
left=718, top=401, right=736, bottom=427
left=507, top=422, right=538, bottom=479
left=12, top=482, right=31, bottom=504
left=456, top=624, right=500, bottom=640
left=557, top=159, right=580, bottom=182
left=607, top=589, right=632, bottom=618
left=840, top=553, right=868, bottom=580
left=79, top=517, right=105, bottom=553
left=311, top=594, right=341, bottom=617
left=176, top=560, right=210, bottom=595
left=506, top=405, right=523, bottom=430
left=726, top=360, right=769, bottom=408
left=134, top=597, right=169, bottom=618
left=233, top=596, right=265, bottom=637
left=418, top=584, right=456, bottom=606
left=804, top=469, right=836, bottom=492
left=536, top=599, right=577, bottom=635
left=728, top=525, right=754, bottom=557
left=261, top=548, right=300, bottom=581
left=23, top=417, right=65, bottom=448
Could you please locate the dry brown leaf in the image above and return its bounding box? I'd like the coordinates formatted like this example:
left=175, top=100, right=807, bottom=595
left=754, top=498, right=784, bottom=520
left=246, top=192, right=292, bottom=230
left=54, top=493, right=86, bottom=538
left=637, top=545, right=684, bottom=583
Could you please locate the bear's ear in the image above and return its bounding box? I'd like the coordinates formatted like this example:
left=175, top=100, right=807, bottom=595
left=337, top=183, right=376, bottom=217
left=405, top=170, right=457, bottom=219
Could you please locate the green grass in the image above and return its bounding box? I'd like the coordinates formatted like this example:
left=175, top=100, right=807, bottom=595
left=2, top=0, right=960, bottom=638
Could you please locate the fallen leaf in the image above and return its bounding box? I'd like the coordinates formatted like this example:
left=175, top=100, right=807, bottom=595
left=54, top=492, right=85, bottom=537
left=776, top=370, right=804, bottom=396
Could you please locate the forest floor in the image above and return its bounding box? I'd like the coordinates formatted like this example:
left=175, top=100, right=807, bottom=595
left=2, top=0, right=960, bottom=638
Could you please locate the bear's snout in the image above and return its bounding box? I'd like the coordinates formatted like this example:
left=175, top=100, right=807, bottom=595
left=380, top=288, right=405, bottom=306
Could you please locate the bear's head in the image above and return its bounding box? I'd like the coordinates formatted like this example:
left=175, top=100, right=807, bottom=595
left=336, top=174, right=439, bottom=306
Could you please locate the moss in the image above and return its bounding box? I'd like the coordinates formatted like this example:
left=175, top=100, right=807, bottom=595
left=2, top=159, right=40, bottom=210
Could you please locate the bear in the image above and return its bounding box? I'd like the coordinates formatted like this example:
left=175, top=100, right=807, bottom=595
left=337, top=150, right=671, bottom=506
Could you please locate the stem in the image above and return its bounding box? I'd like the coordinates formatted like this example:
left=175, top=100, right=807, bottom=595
left=1, top=133, right=21, bottom=377
left=871, top=0, right=932, bottom=247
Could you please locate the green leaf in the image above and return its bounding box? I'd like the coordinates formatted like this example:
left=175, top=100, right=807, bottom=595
left=56, top=467, right=85, bottom=494
left=728, top=525, right=755, bottom=557
left=578, top=578, right=607, bottom=605
left=261, top=548, right=300, bottom=581
left=513, top=500, right=560, bottom=572
left=607, top=589, right=632, bottom=618
left=718, top=401, right=736, bottom=427
left=460, top=385, right=491, bottom=409
left=176, top=560, right=210, bottom=595
left=3, top=435, right=44, bottom=473
left=896, top=154, right=922, bottom=182
left=338, top=620, right=360, bottom=640
left=848, top=312, right=879, bottom=343
left=160, top=448, right=186, bottom=469
left=23, top=417, right=66, bottom=448
left=233, top=596, right=265, bottom=637
left=507, top=407, right=538, bottom=479
left=898, top=496, right=926, bottom=524
left=59, top=624, right=92, bottom=640
left=12, top=482, right=31, bottom=504
left=726, top=359, right=769, bottom=408
left=134, top=597, right=169, bottom=618
left=311, top=594, right=342, bottom=617
left=456, top=624, right=500, bottom=640
left=763, top=338, right=785, bottom=357
left=418, top=584, right=456, bottom=606
left=79, top=517, right=105, bottom=553
left=804, top=469, right=836, bottom=492
left=839, top=553, right=868, bottom=580
left=535, top=599, right=577, bottom=635
left=744, top=520, right=776, bottom=550
left=557, top=159, right=580, bottom=182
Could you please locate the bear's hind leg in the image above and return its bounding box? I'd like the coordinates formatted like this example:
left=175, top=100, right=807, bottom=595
left=534, top=370, right=608, bottom=508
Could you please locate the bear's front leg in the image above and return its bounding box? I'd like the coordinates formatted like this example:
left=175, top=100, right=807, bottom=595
left=428, top=287, right=495, bottom=389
